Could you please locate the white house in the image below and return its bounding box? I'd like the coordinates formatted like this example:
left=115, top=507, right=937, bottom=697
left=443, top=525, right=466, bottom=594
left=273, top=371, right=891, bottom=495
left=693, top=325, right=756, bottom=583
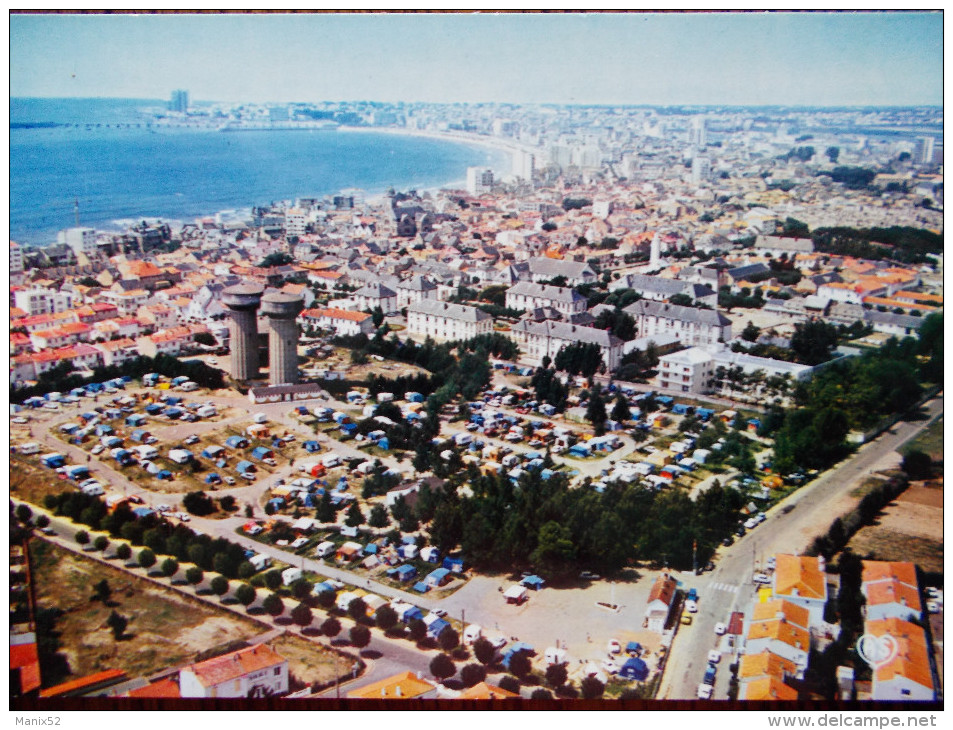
left=623, top=300, right=731, bottom=347
left=644, top=573, right=677, bottom=633
left=396, top=275, right=439, bottom=309
left=508, top=319, right=623, bottom=370
left=301, top=307, right=374, bottom=337
left=505, top=281, right=588, bottom=315
left=352, top=282, right=398, bottom=314
left=772, top=554, right=828, bottom=628
left=178, top=644, right=289, bottom=699
left=867, top=617, right=936, bottom=701
left=406, top=300, right=493, bottom=341
left=744, top=599, right=812, bottom=668
left=861, top=561, right=923, bottom=622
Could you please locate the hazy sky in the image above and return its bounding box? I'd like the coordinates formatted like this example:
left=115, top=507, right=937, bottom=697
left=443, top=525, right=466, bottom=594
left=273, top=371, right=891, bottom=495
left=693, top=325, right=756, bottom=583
left=9, top=11, right=943, bottom=106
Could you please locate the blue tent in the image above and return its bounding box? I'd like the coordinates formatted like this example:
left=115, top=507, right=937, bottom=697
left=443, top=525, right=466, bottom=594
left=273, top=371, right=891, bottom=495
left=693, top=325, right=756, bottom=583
left=671, top=403, right=692, bottom=415
left=427, top=618, right=450, bottom=638
left=412, top=581, right=430, bottom=593
left=619, top=657, right=649, bottom=681
left=340, top=423, right=358, bottom=435
left=202, top=445, right=224, bottom=459
left=236, top=460, right=255, bottom=473
left=156, top=470, right=173, bottom=480
left=696, top=408, right=715, bottom=421
left=395, top=564, right=418, bottom=582
left=133, top=507, right=156, bottom=519
left=569, top=444, right=591, bottom=457
left=378, top=437, right=390, bottom=450
left=626, top=642, right=643, bottom=655
left=144, top=404, right=162, bottom=414
left=251, top=446, right=273, bottom=460
left=225, top=436, right=248, bottom=449
left=303, top=440, right=320, bottom=452
left=205, top=473, right=222, bottom=484
left=502, top=643, right=534, bottom=668
left=403, top=606, right=424, bottom=623
left=364, top=543, right=379, bottom=554
left=521, top=575, right=545, bottom=590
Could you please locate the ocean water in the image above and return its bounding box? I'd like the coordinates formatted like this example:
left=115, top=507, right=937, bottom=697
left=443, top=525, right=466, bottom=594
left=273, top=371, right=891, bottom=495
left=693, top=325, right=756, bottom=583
left=10, top=98, right=508, bottom=246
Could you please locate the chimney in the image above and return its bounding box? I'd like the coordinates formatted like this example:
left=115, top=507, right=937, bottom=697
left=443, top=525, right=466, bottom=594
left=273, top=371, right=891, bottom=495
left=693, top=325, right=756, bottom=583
left=395, top=686, right=402, bottom=697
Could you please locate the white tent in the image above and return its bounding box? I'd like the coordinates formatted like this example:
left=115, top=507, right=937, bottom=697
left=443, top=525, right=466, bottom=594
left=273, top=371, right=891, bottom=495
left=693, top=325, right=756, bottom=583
left=503, top=584, right=527, bottom=602
left=545, top=647, right=567, bottom=665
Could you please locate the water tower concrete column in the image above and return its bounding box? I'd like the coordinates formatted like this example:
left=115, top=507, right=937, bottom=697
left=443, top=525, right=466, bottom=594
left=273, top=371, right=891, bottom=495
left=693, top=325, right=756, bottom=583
left=221, top=283, right=265, bottom=381
left=260, top=292, right=304, bottom=386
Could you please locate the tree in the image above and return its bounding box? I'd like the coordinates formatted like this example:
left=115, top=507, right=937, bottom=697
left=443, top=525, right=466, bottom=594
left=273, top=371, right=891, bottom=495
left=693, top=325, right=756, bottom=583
left=368, top=504, right=389, bottom=528
left=210, top=575, right=230, bottom=597
left=264, top=569, right=283, bottom=591
left=315, top=588, right=336, bottom=610
left=826, top=146, right=840, bottom=163
left=345, top=502, right=365, bottom=528
left=901, top=450, right=933, bottom=480
left=93, top=535, right=109, bottom=552
left=263, top=593, right=285, bottom=617
left=580, top=675, right=605, bottom=699
left=546, top=663, right=568, bottom=688
left=349, top=624, right=372, bottom=649
left=185, top=566, right=203, bottom=587
left=610, top=394, right=631, bottom=423
left=375, top=604, right=398, bottom=633
left=407, top=618, right=427, bottom=643
left=138, top=548, right=156, bottom=570
left=182, top=491, right=216, bottom=516
left=348, top=597, right=368, bottom=622
left=15, top=503, right=33, bottom=524
left=454, top=646, right=493, bottom=680
left=430, top=653, right=456, bottom=682
left=790, top=320, right=839, bottom=365
left=291, top=578, right=311, bottom=601
left=741, top=321, right=760, bottom=342
left=259, top=251, right=293, bottom=268
left=508, top=652, right=533, bottom=679
left=498, top=675, right=521, bottom=694
left=438, top=626, right=460, bottom=652
left=92, top=579, right=111, bottom=604
left=531, top=688, right=554, bottom=700
left=193, top=331, right=216, bottom=347
left=75, top=530, right=90, bottom=547
left=530, top=521, right=577, bottom=578
left=235, top=584, right=256, bottom=608
left=107, top=611, right=128, bottom=640
left=473, top=636, right=497, bottom=665
left=321, top=616, right=341, bottom=637
left=315, top=490, right=335, bottom=523
left=116, top=543, right=132, bottom=561
left=586, top=390, right=608, bottom=436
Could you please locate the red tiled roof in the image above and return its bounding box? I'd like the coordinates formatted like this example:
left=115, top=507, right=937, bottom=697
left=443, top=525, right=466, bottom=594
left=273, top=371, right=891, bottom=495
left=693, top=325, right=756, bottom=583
left=10, top=642, right=42, bottom=694
left=185, top=644, right=285, bottom=688
left=127, top=677, right=180, bottom=698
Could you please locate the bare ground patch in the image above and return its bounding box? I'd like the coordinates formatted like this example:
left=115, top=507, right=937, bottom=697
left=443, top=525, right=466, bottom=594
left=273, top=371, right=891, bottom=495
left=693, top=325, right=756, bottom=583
left=30, top=540, right=263, bottom=685
left=268, top=633, right=344, bottom=687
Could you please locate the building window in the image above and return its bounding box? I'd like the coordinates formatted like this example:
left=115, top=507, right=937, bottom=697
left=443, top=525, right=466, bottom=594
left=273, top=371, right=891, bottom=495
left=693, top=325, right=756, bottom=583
left=274, top=667, right=281, bottom=676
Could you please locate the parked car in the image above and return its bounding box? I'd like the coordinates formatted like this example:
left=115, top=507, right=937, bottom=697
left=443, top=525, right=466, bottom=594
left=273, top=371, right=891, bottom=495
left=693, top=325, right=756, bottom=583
left=753, top=573, right=771, bottom=585
left=714, top=622, right=727, bottom=636
left=184, top=435, right=200, bottom=445
left=680, top=614, right=693, bottom=626
left=580, top=571, right=601, bottom=580
left=156, top=504, right=172, bottom=513
left=91, top=445, right=105, bottom=455
left=686, top=600, right=698, bottom=613
left=744, top=517, right=758, bottom=530
left=12, top=417, right=28, bottom=424
left=697, top=684, right=713, bottom=700
left=607, top=639, right=621, bottom=655
left=224, top=476, right=236, bottom=485
left=707, top=650, right=721, bottom=664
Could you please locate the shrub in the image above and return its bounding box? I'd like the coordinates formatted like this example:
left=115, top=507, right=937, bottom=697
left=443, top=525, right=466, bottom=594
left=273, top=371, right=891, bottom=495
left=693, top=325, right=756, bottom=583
left=473, top=637, right=496, bottom=665
left=75, top=530, right=90, bottom=546
left=138, top=548, right=156, bottom=569
left=545, top=663, right=568, bottom=688
left=531, top=688, right=554, bottom=700
left=93, top=535, right=109, bottom=552
left=321, top=616, right=341, bottom=637
left=291, top=603, right=313, bottom=627
left=116, top=543, right=131, bottom=560
left=185, top=566, right=203, bottom=586
left=263, top=593, right=284, bottom=617
left=580, top=676, right=605, bottom=699
left=235, top=584, right=256, bottom=607
left=160, top=557, right=179, bottom=577
left=375, top=604, right=398, bottom=632
left=210, top=575, right=230, bottom=597
left=498, top=675, right=521, bottom=694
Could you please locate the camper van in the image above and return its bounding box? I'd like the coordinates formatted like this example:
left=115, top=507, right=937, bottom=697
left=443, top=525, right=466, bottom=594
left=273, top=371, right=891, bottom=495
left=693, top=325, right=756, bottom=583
left=253, top=412, right=268, bottom=424
left=18, top=442, right=41, bottom=455
left=315, top=541, right=336, bottom=558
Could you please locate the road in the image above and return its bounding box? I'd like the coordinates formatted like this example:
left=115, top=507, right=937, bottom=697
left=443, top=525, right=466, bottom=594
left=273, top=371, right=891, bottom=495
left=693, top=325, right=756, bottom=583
left=658, top=395, right=944, bottom=701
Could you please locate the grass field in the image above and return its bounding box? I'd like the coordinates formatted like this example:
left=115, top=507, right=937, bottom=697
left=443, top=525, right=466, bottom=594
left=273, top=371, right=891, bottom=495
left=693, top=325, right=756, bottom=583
left=10, top=454, right=74, bottom=505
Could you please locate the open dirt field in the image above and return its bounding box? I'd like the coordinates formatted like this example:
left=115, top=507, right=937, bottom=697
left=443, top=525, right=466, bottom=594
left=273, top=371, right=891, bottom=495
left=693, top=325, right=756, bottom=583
left=268, top=633, right=343, bottom=687
left=10, top=454, right=73, bottom=504
left=30, top=540, right=264, bottom=685
left=846, top=480, right=943, bottom=574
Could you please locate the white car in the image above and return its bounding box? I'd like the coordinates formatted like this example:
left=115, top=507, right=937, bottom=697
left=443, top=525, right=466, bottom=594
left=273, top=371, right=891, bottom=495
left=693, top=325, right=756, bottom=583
left=224, top=476, right=236, bottom=485
left=91, top=445, right=105, bottom=455
left=926, top=601, right=940, bottom=614
left=707, top=650, right=721, bottom=664
left=753, top=573, right=771, bottom=585
left=184, top=435, right=200, bottom=445
left=12, top=417, right=28, bottom=424
left=432, top=608, right=447, bottom=618
left=744, top=518, right=758, bottom=530
left=489, top=635, right=507, bottom=649
left=156, top=504, right=172, bottom=513
left=686, top=600, right=698, bottom=613
left=607, top=639, right=622, bottom=655
left=174, top=512, right=191, bottom=522
left=714, top=622, right=727, bottom=636
left=696, top=684, right=713, bottom=700
left=601, top=659, right=619, bottom=675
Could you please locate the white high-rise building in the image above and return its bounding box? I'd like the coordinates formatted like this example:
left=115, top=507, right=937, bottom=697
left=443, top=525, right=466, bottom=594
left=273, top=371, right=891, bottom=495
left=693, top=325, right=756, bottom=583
left=59, top=227, right=98, bottom=257
left=10, top=241, right=24, bottom=276
left=691, top=156, right=712, bottom=186
left=466, top=167, right=494, bottom=196
left=512, top=150, right=535, bottom=181
left=914, top=136, right=935, bottom=165
left=690, top=116, right=708, bottom=147
left=284, top=208, right=308, bottom=237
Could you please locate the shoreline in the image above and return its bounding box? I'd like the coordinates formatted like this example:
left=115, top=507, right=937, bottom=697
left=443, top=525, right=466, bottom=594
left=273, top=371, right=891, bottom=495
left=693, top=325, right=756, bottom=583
left=12, top=124, right=538, bottom=248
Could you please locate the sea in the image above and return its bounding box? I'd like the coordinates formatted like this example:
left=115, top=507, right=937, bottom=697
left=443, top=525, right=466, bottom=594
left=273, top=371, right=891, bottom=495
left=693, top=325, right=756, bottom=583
left=10, top=97, right=509, bottom=246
